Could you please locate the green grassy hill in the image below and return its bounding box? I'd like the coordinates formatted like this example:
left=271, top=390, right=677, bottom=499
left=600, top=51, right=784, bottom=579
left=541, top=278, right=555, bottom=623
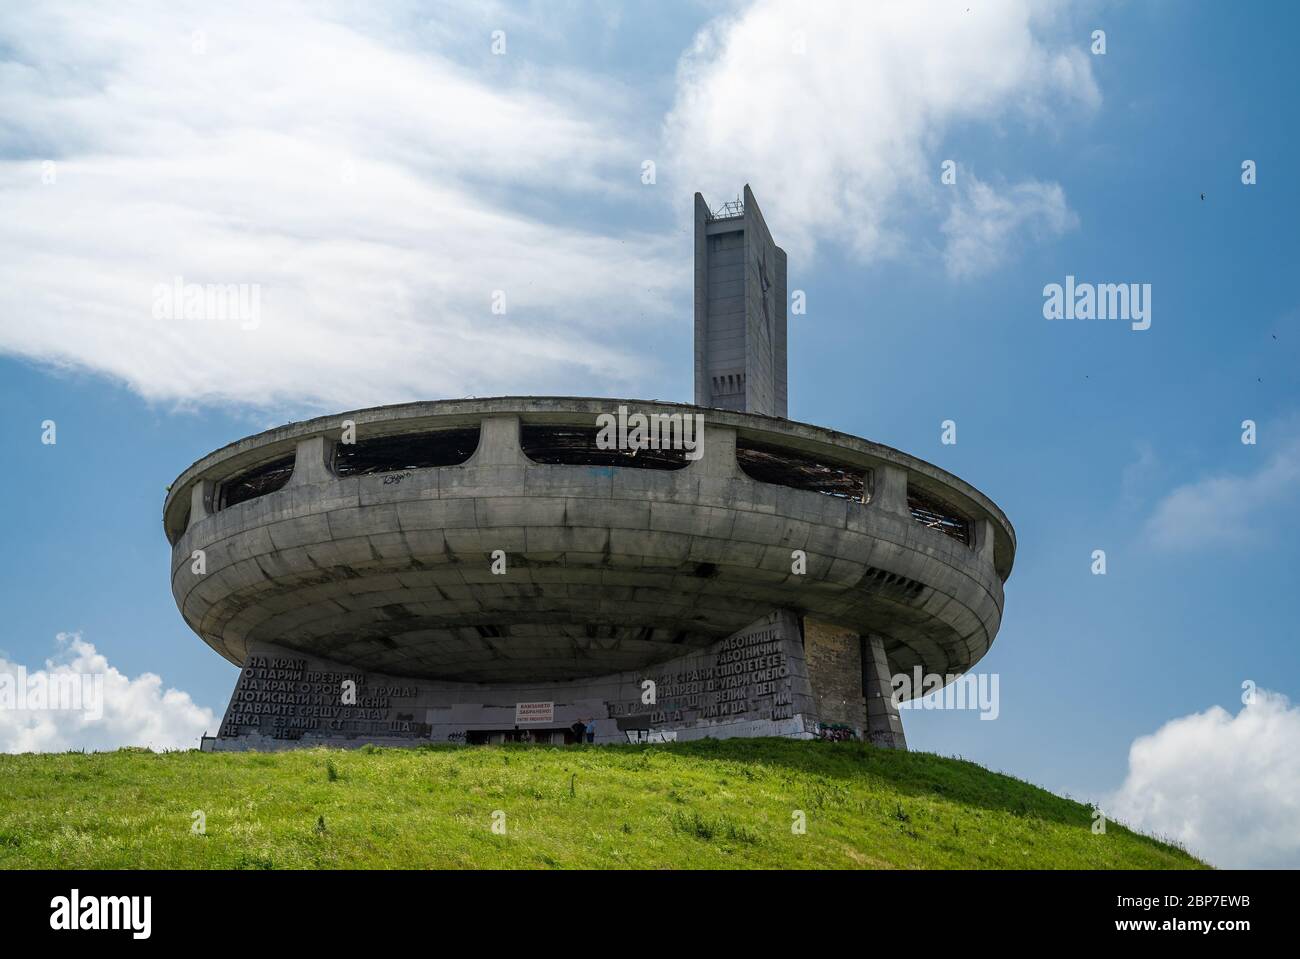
left=0, top=739, right=1203, bottom=869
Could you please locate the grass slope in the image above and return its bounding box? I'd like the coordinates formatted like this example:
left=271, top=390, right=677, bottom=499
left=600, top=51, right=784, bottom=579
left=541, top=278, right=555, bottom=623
left=0, top=739, right=1203, bottom=869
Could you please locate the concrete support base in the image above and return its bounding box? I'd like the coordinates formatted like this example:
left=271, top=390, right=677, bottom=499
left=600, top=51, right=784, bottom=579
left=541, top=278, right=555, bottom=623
left=862, top=633, right=908, bottom=750
left=801, top=619, right=908, bottom=748
left=202, top=610, right=823, bottom=751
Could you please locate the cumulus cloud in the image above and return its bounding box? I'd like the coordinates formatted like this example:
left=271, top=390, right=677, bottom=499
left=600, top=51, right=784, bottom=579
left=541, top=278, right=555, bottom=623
left=0, top=633, right=217, bottom=753
left=940, top=175, right=1077, bottom=278
left=0, top=1, right=679, bottom=411
left=1105, top=690, right=1300, bottom=868
left=0, top=1, right=1101, bottom=412
left=1143, top=433, right=1300, bottom=550
left=663, top=0, right=1098, bottom=265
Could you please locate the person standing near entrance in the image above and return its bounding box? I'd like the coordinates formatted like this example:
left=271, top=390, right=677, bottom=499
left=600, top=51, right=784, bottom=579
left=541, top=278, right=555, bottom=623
left=570, top=718, right=587, bottom=745
left=585, top=718, right=597, bottom=744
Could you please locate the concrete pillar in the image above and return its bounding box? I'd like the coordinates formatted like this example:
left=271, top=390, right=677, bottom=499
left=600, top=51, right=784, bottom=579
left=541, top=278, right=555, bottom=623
left=470, top=415, right=527, bottom=466
left=976, top=517, right=996, bottom=563
left=189, top=479, right=215, bottom=526
left=874, top=464, right=910, bottom=517
left=692, top=423, right=738, bottom=478
left=288, top=435, right=333, bottom=486
left=862, top=633, right=907, bottom=750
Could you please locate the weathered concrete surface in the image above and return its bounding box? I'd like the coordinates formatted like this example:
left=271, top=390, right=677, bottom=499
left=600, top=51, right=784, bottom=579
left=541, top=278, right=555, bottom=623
left=166, top=397, right=1013, bottom=688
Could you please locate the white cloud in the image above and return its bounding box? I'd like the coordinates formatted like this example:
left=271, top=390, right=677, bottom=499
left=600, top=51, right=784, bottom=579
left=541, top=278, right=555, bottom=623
left=0, top=633, right=217, bottom=753
left=0, top=1, right=680, bottom=411
left=0, top=1, right=1102, bottom=412
left=1105, top=690, right=1300, bottom=868
left=1120, top=440, right=1159, bottom=508
left=941, top=175, right=1077, bottom=278
left=663, top=0, right=1098, bottom=266
left=1143, top=433, right=1300, bottom=550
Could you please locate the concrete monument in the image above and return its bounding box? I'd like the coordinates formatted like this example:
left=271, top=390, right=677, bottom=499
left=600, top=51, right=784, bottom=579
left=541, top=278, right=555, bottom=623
left=163, top=188, right=1015, bottom=751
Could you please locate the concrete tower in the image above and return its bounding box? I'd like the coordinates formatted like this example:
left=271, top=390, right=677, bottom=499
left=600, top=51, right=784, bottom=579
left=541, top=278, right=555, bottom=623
left=694, top=184, right=788, bottom=417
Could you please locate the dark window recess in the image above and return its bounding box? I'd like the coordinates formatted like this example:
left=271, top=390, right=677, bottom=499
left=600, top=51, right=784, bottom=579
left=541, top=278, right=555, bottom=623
left=520, top=425, right=690, bottom=470
left=735, top=440, right=868, bottom=501
left=219, top=455, right=295, bottom=510
left=333, top=428, right=480, bottom=476
left=907, top=486, right=970, bottom=545
left=712, top=371, right=745, bottom=396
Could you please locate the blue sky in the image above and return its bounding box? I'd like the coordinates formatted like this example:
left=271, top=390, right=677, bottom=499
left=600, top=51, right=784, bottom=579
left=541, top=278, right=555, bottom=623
left=1, top=1, right=1298, bottom=867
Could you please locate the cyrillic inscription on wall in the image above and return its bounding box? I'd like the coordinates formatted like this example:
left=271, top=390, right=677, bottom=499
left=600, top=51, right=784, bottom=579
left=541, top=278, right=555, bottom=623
left=220, top=655, right=428, bottom=741
left=608, top=623, right=796, bottom=728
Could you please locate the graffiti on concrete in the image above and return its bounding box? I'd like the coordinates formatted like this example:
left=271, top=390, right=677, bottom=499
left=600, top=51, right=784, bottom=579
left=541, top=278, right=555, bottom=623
left=624, top=729, right=678, bottom=744
left=814, top=722, right=857, bottom=742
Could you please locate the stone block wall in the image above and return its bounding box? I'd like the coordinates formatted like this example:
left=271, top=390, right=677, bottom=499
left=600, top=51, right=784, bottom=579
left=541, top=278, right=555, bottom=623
left=802, top=617, right=908, bottom=749
left=803, top=617, right=866, bottom=734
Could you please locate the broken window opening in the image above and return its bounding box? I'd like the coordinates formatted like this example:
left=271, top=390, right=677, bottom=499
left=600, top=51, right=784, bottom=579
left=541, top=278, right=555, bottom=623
left=219, top=455, right=295, bottom=510
left=907, top=485, right=970, bottom=545
left=519, top=425, right=690, bottom=470
left=333, top=428, right=480, bottom=477
left=735, top=439, right=869, bottom=501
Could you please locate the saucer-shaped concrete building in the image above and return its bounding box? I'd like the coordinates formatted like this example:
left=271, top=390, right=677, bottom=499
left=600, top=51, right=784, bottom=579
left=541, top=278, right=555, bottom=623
left=166, top=187, right=1014, bottom=750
